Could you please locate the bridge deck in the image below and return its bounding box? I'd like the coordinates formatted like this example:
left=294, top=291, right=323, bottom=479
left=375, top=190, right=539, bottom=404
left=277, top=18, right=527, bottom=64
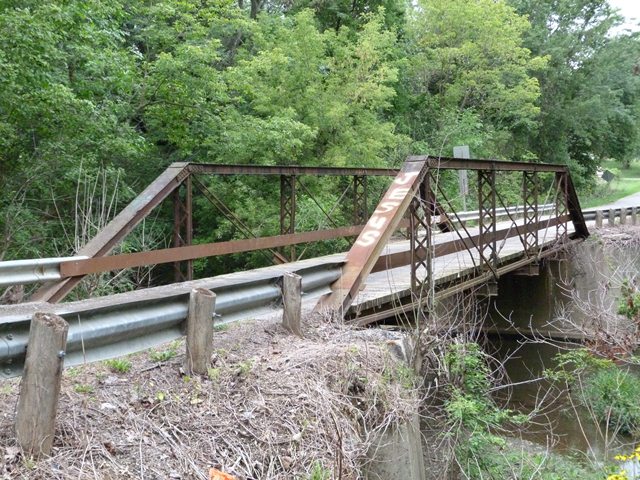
left=344, top=218, right=578, bottom=322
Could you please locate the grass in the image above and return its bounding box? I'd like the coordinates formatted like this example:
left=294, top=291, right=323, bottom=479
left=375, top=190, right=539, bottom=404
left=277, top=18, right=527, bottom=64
left=103, top=358, right=132, bottom=373
left=149, top=348, right=177, bottom=362
left=149, top=341, right=180, bottom=362
left=73, top=383, right=94, bottom=394
left=580, top=159, right=640, bottom=208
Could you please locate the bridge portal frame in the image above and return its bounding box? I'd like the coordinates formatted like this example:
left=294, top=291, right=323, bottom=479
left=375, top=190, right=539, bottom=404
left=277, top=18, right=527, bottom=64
left=316, top=156, right=589, bottom=319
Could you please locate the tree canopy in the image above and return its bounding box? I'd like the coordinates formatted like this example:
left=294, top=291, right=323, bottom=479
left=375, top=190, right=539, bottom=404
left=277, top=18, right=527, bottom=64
left=1, top=0, right=639, bottom=284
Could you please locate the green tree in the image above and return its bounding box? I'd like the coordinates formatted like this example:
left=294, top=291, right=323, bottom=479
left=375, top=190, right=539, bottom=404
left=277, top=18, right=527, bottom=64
left=509, top=0, right=640, bottom=180
left=400, top=0, right=546, bottom=159
left=0, top=1, right=144, bottom=259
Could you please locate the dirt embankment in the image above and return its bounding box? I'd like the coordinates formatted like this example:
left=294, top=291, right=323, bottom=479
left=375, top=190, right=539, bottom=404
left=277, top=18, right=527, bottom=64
left=0, top=313, right=419, bottom=480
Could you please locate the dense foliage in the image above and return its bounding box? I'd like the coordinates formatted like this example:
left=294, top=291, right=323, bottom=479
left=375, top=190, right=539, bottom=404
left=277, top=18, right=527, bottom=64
left=1, top=0, right=639, bottom=282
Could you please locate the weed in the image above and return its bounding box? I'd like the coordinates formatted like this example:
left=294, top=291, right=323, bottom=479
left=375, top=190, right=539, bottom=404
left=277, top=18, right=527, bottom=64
left=237, top=359, right=253, bottom=376
left=548, top=349, right=640, bottom=435
left=213, top=323, right=229, bottom=332
left=104, top=358, right=132, bottom=373
left=618, top=279, right=640, bottom=320
left=0, top=384, right=13, bottom=395
left=208, top=367, right=221, bottom=381
left=22, top=457, right=36, bottom=470
left=395, top=363, right=416, bottom=390
left=306, top=461, right=330, bottom=480
left=149, top=346, right=177, bottom=362
left=74, top=383, right=94, bottom=394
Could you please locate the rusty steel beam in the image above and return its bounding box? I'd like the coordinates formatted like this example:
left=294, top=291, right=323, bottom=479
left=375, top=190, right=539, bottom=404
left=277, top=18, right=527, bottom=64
left=353, top=175, right=368, bottom=225
left=409, top=175, right=433, bottom=296
left=411, top=156, right=567, bottom=173
left=280, top=175, right=296, bottom=261
left=59, top=225, right=365, bottom=277
left=315, top=159, right=428, bottom=313
left=555, top=172, right=569, bottom=239
left=172, top=176, right=193, bottom=282
left=564, top=173, right=589, bottom=238
left=32, top=163, right=190, bottom=303
left=522, top=171, right=539, bottom=256
left=187, top=159, right=567, bottom=176
left=186, top=163, right=399, bottom=177
left=478, top=169, right=498, bottom=273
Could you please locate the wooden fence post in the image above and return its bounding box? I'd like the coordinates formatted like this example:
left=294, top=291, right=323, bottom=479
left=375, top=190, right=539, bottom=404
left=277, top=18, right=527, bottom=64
left=620, top=208, right=627, bottom=225
left=185, top=288, right=216, bottom=375
left=632, top=207, right=638, bottom=226
left=595, top=210, right=603, bottom=228
left=609, top=209, right=616, bottom=227
left=282, top=272, right=302, bottom=337
left=15, top=313, right=68, bottom=457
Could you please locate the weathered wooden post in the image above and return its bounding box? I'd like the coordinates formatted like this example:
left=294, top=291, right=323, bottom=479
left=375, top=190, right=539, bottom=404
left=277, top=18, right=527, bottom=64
left=185, top=288, right=216, bottom=375
left=282, top=272, right=302, bottom=337
left=620, top=208, right=627, bottom=225
left=632, top=207, right=638, bottom=226
left=609, top=209, right=616, bottom=227
left=595, top=210, right=603, bottom=228
left=15, top=312, right=69, bottom=457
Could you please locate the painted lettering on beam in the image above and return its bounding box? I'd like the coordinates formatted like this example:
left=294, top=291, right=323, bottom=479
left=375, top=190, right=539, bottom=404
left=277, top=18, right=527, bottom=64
left=355, top=172, right=419, bottom=247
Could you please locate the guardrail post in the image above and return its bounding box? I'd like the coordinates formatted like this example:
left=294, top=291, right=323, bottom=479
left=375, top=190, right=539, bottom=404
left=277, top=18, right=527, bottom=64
left=632, top=208, right=638, bottom=226
left=595, top=210, right=603, bottom=228
left=282, top=272, right=302, bottom=336
left=620, top=208, right=627, bottom=225
left=609, top=209, right=616, bottom=227
left=185, top=288, right=216, bottom=375
left=16, top=312, right=68, bottom=457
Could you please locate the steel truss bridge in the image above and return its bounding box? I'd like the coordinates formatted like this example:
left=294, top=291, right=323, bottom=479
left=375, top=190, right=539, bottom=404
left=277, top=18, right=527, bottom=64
left=0, top=156, right=589, bottom=377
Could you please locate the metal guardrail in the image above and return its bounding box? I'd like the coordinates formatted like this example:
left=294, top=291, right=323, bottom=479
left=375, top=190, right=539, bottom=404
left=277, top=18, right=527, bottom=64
left=454, top=203, right=556, bottom=223
left=0, top=256, right=87, bottom=288
left=0, top=262, right=341, bottom=379
left=581, top=206, right=638, bottom=221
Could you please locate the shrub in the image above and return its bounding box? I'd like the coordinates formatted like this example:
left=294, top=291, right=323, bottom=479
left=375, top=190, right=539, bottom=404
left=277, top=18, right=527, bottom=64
left=581, top=368, right=640, bottom=436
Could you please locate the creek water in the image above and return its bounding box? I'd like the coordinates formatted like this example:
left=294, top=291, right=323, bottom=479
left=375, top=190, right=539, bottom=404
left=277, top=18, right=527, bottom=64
left=486, top=239, right=640, bottom=463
